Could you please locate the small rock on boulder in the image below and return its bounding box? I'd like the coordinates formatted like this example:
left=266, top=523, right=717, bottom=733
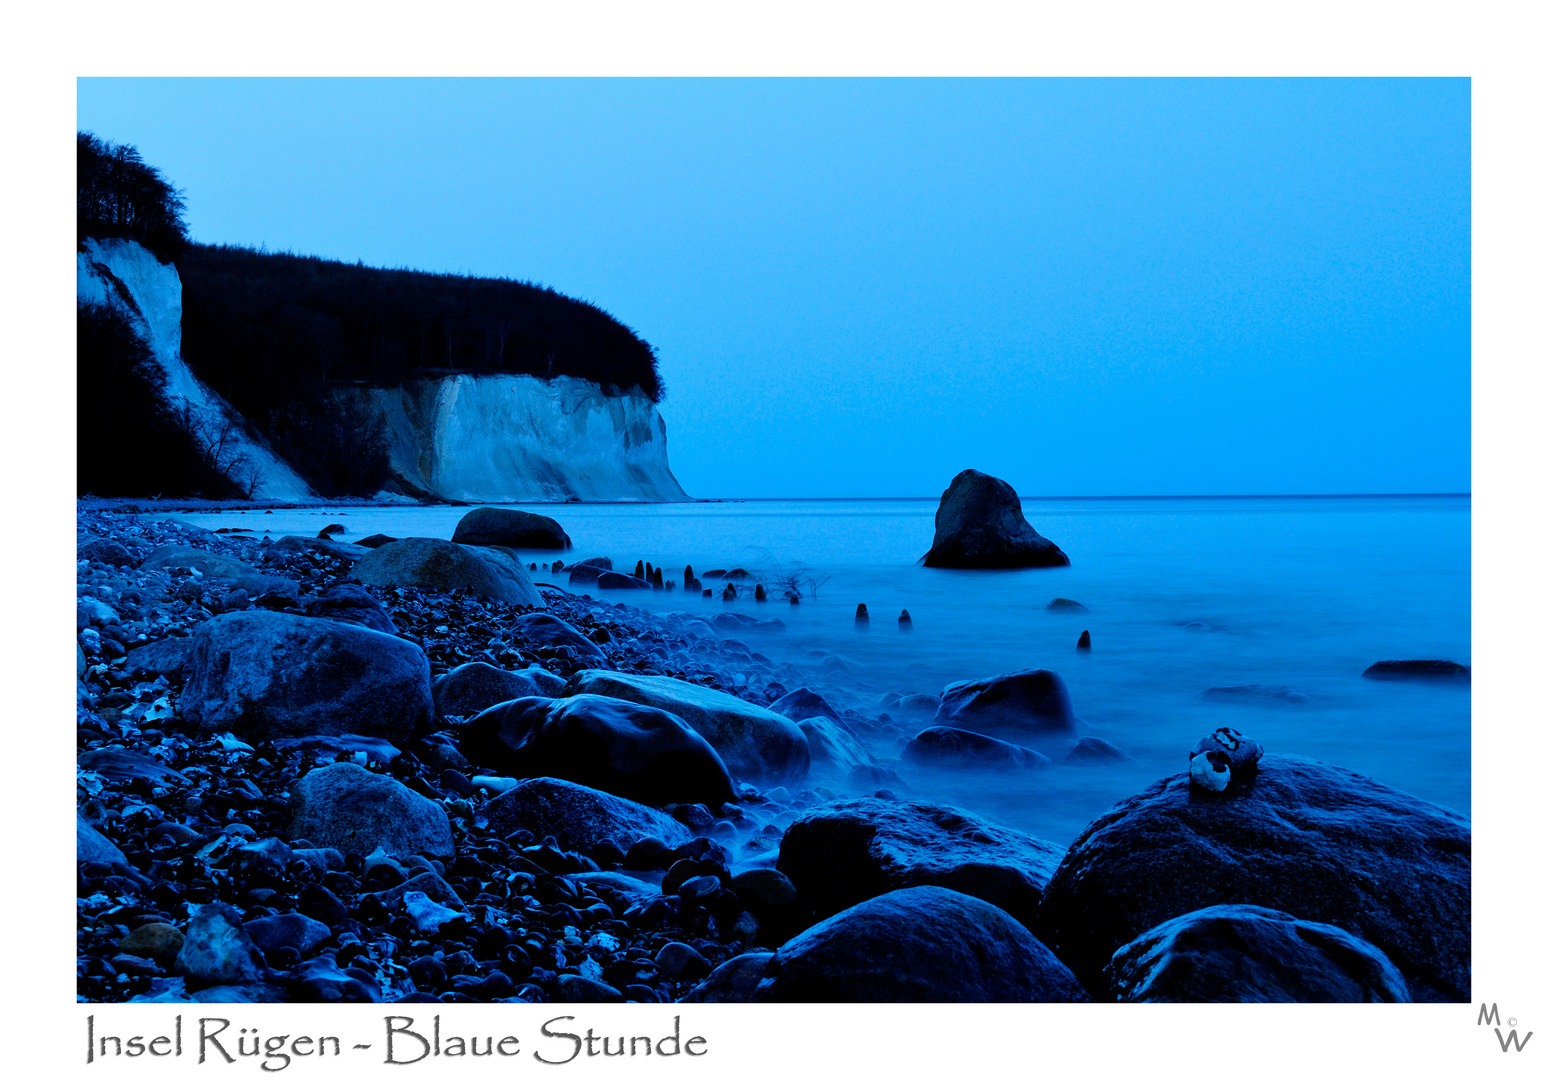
left=482, top=777, right=691, bottom=853
left=688, top=887, right=1086, bottom=1002
left=180, top=610, right=433, bottom=740
left=565, top=670, right=810, bottom=786
left=352, top=537, right=545, bottom=607
left=452, top=507, right=572, bottom=550
left=1106, top=904, right=1411, bottom=1003
left=921, top=469, right=1069, bottom=569
left=776, top=797, right=1064, bottom=928
left=1034, top=754, right=1471, bottom=1002
left=288, top=763, right=455, bottom=859
left=934, top=668, right=1076, bottom=739
left=458, top=694, right=735, bottom=807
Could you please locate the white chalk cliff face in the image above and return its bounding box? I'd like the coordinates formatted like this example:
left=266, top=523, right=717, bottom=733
left=351, top=375, right=689, bottom=503
left=77, top=238, right=315, bottom=501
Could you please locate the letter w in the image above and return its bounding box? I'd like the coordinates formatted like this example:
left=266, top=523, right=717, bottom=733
left=1495, top=1028, right=1532, bottom=1052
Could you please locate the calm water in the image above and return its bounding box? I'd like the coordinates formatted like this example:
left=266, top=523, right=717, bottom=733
left=161, top=496, right=1471, bottom=845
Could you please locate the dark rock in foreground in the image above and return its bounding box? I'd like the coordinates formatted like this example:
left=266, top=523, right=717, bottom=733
left=452, top=507, right=572, bottom=550
left=1106, top=904, right=1411, bottom=1003
left=458, top=694, right=735, bottom=807
left=482, top=777, right=691, bottom=853
left=179, top=610, right=433, bottom=740
left=431, top=661, right=564, bottom=719
left=304, top=583, right=398, bottom=635
left=921, top=469, right=1069, bottom=569
left=1034, top=754, right=1471, bottom=1002
left=934, top=667, right=1076, bottom=739
left=686, top=887, right=1087, bottom=1002
left=287, top=763, right=455, bottom=859
left=1363, top=660, right=1471, bottom=683
left=903, top=726, right=1051, bottom=770
left=352, top=537, right=545, bottom=606
left=776, top=797, right=1064, bottom=929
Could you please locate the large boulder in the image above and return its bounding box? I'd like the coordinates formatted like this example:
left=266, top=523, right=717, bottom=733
left=566, top=557, right=614, bottom=585
left=902, top=726, right=1051, bottom=770
left=482, top=777, right=691, bottom=853
left=287, top=763, right=454, bottom=859
left=510, top=613, right=606, bottom=664
left=351, top=537, right=544, bottom=607
left=452, top=507, right=572, bottom=550
left=920, top=469, right=1069, bottom=569
left=776, top=797, right=1064, bottom=928
left=140, top=545, right=300, bottom=605
left=934, top=668, right=1076, bottom=739
left=457, top=695, right=734, bottom=807
left=303, top=584, right=397, bottom=635
left=565, top=670, right=809, bottom=785
left=595, top=571, right=650, bottom=590
left=1034, top=754, right=1471, bottom=1002
left=1106, top=904, right=1411, bottom=1003
left=798, top=718, right=874, bottom=777
left=432, top=662, right=565, bottom=719
left=179, top=610, right=433, bottom=740
left=687, top=887, right=1087, bottom=1002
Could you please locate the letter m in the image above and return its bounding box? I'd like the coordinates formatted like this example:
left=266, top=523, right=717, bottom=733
left=1495, top=1029, right=1532, bottom=1053
left=1478, top=1003, right=1501, bottom=1026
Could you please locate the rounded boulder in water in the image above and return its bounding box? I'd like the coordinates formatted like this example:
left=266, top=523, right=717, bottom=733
left=903, top=726, right=1050, bottom=771
left=933, top=667, right=1076, bottom=740
left=352, top=536, right=545, bottom=606
left=451, top=506, right=572, bottom=550
left=687, top=887, right=1087, bottom=1002
left=458, top=694, right=734, bottom=807
left=921, top=469, right=1070, bottom=569
left=1034, top=754, right=1471, bottom=1002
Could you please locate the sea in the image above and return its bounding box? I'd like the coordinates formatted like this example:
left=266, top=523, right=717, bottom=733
left=157, top=495, right=1471, bottom=847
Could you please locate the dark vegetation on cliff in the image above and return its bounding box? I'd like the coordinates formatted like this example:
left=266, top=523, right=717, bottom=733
left=77, top=303, right=240, bottom=499
left=78, top=132, right=664, bottom=498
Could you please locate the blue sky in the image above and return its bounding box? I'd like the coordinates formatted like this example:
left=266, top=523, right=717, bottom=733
left=77, top=78, right=1470, bottom=498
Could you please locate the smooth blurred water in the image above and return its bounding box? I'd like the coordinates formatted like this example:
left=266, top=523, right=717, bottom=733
left=162, top=496, right=1471, bottom=845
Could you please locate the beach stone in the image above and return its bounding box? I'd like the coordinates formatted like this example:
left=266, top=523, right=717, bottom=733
left=80, top=537, right=136, bottom=567
left=798, top=718, right=875, bottom=776
left=294, top=954, right=381, bottom=1003
left=352, top=537, right=545, bottom=606
left=273, top=734, right=401, bottom=766
left=769, top=687, right=841, bottom=721
left=777, top=797, right=1064, bottom=928
left=1066, top=737, right=1132, bottom=762
left=375, top=871, right=467, bottom=913
left=78, top=815, right=134, bottom=872
left=566, top=670, right=810, bottom=785
left=511, top=612, right=607, bottom=664
left=77, top=747, right=187, bottom=785
left=688, top=887, right=1087, bottom=1002
left=271, top=535, right=370, bottom=563
left=452, top=507, right=572, bottom=550
left=141, top=545, right=300, bottom=604
left=288, top=763, right=455, bottom=859
left=304, top=584, right=398, bottom=635
left=903, top=726, right=1051, bottom=770
left=432, top=662, right=564, bottom=719
left=1106, top=904, right=1411, bottom=1003
left=458, top=694, right=735, bottom=807
left=1034, top=754, right=1471, bottom=1002
left=596, top=570, right=651, bottom=590
left=180, top=610, right=433, bottom=740
left=934, top=667, right=1076, bottom=739
left=554, top=974, right=624, bottom=1003
left=176, top=902, right=267, bottom=985
left=118, top=923, right=184, bottom=967
left=483, top=777, right=692, bottom=854
left=1362, top=660, right=1471, bottom=682
left=566, top=557, right=614, bottom=585
left=244, top=913, right=332, bottom=960
left=921, top=469, right=1069, bottom=569
left=655, top=941, right=711, bottom=980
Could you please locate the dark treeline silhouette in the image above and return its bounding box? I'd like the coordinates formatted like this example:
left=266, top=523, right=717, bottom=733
left=77, top=132, right=189, bottom=259
left=78, top=303, right=239, bottom=498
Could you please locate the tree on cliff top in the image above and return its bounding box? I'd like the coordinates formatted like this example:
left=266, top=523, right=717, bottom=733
left=77, top=132, right=189, bottom=258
